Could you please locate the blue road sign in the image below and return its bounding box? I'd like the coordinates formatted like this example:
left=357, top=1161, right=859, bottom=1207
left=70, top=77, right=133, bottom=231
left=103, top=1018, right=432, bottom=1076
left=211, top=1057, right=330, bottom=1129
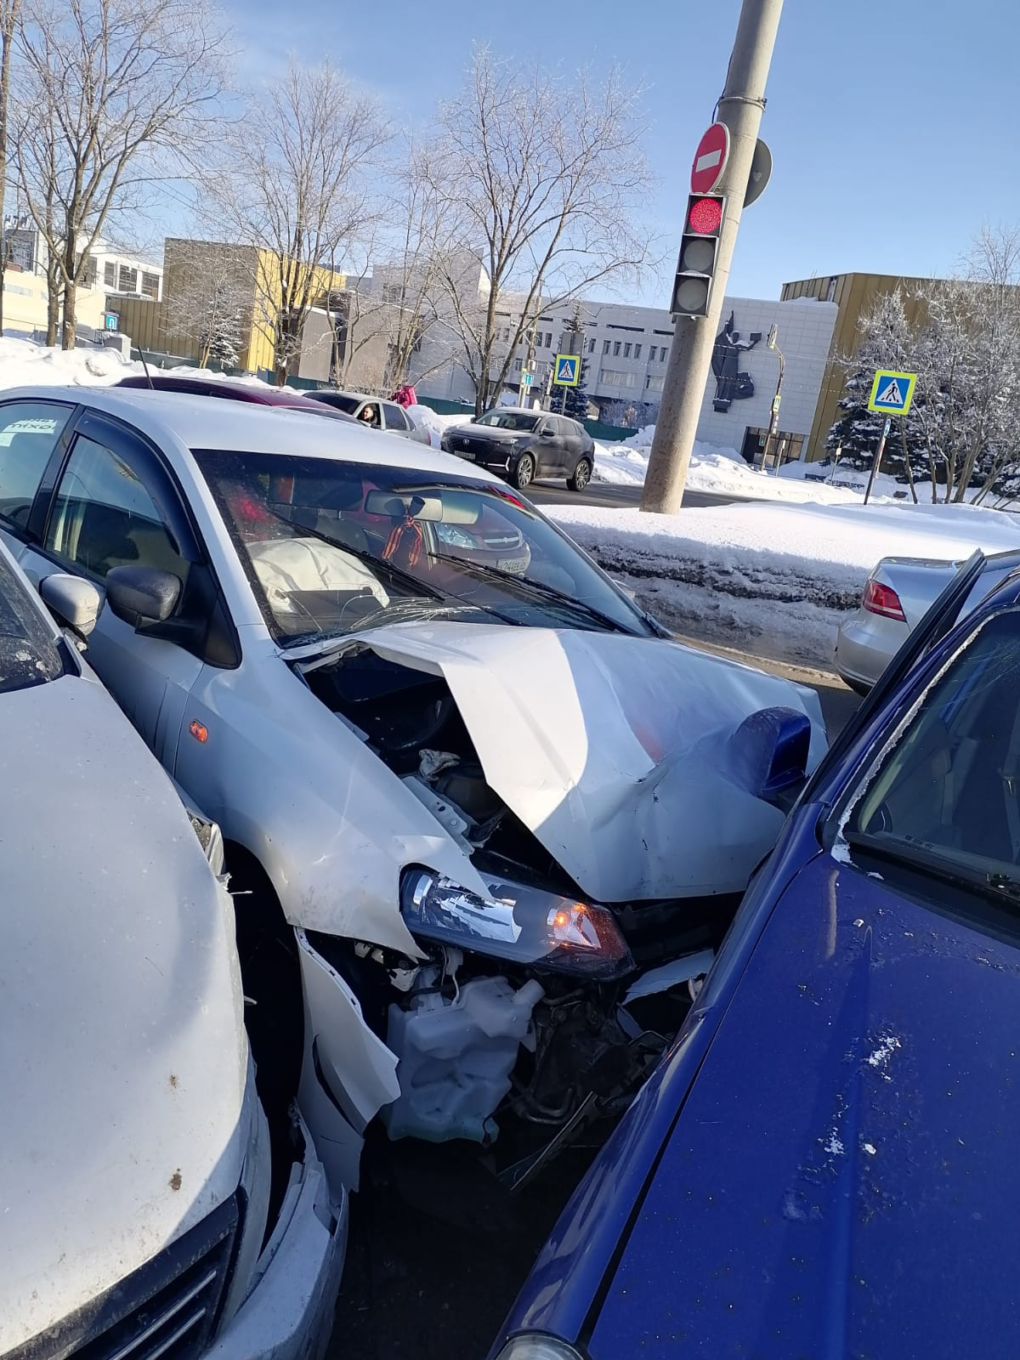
left=553, top=354, right=580, bottom=387
left=868, top=369, right=916, bottom=415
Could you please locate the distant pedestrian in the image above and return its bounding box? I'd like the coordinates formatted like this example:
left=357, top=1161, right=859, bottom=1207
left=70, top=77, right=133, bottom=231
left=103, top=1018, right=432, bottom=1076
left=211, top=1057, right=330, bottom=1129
left=391, top=384, right=417, bottom=408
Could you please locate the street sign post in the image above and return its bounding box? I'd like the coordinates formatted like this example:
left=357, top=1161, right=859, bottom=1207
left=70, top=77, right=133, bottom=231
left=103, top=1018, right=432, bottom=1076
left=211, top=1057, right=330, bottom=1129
left=520, top=371, right=533, bottom=387
left=690, top=123, right=730, bottom=194
left=868, top=369, right=917, bottom=416
left=552, top=354, right=580, bottom=387
left=864, top=416, right=894, bottom=504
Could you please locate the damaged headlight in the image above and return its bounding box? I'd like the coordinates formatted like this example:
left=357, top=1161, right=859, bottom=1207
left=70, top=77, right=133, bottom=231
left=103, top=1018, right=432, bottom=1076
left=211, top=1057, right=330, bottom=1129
left=401, top=868, right=633, bottom=978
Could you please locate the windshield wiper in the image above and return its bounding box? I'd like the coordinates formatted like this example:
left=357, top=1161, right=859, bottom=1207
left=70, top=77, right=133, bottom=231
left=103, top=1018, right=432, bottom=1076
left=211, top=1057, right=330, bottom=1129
left=845, top=831, right=1020, bottom=908
left=431, top=553, right=639, bottom=635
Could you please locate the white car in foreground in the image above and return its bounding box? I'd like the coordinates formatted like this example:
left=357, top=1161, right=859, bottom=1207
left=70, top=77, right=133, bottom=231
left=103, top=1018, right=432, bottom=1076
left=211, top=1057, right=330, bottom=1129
left=0, top=536, right=342, bottom=1360
left=0, top=386, right=827, bottom=1187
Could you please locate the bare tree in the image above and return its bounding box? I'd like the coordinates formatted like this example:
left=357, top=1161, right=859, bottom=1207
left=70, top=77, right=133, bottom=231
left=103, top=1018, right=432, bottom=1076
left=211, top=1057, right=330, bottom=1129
left=212, top=60, right=390, bottom=384
left=424, top=47, right=655, bottom=415
left=11, top=0, right=229, bottom=349
left=0, top=0, right=22, bottom=333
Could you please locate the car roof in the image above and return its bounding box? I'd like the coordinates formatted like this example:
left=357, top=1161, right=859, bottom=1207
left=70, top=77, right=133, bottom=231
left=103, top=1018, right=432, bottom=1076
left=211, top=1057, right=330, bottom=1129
left=117, top=374, right=317, bottom=405
left=2, top=385, right=502, bottom=480
left=312, top=390, right=377, bottom=404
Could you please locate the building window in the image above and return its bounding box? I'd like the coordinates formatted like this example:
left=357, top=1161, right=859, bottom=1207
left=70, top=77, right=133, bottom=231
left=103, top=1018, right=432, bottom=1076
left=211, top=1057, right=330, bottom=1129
left=118, top=265, right=137, bottom=293
left=645, top=375, right=664, bottom=393
left=602, top=339, right=611, bottom=355
left=544, top=332, right=553, bottom=347
left=624, top=343, right=632, bottom=358
left=141, top=271, right=159, bottom=300
left=588, top=337, right=596, bottom=353
left=104, top=261, right=116, bottom=288
left=513, top=357, right=522, bottom=371
left=599, top=369, right=638, bottom=388
left=613, top=341, right=621, bottom=357
left=85, top=256, right=98, bottom=288
left=634, top=343, right=642, bottom=359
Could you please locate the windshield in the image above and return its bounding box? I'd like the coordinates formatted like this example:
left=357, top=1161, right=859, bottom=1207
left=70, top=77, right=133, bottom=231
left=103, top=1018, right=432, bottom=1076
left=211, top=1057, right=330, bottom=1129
left=474, top=412, right=540, bottom=431
left=194, top=450, right=651, bottom=647
left=840, top=608, right=1020, bottom=916
left=0, top=550, right=65, bottom=693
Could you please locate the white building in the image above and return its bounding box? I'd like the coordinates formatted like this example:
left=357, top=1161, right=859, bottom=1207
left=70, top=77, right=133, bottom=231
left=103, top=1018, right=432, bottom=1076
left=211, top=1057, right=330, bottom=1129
left=411, top=291, right=837, bottom=463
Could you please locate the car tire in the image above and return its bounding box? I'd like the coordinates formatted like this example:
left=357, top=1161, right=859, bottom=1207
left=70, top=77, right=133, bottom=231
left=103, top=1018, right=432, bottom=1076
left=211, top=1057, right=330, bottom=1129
left=513, top=453, right=536, bottom=490
left=568, top=457, right=592, bottom=493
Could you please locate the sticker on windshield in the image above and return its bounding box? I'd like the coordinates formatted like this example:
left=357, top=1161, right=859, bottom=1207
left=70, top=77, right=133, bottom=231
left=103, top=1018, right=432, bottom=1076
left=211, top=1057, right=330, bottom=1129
left=0, top=417, right=59, bottom=446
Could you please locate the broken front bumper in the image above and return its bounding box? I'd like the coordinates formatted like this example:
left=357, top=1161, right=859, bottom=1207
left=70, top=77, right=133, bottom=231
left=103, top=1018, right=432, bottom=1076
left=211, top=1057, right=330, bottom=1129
left=205, top=1117, right=346, bottom=1360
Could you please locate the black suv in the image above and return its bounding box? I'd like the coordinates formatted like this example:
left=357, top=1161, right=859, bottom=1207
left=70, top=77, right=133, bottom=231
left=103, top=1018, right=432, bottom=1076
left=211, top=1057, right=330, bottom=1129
left=441, top=408, right=595, bottom=491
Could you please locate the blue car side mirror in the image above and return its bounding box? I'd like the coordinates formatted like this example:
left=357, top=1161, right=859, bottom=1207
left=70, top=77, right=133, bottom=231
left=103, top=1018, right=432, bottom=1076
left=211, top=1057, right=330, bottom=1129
left=728, top=706, right=813, bottom=800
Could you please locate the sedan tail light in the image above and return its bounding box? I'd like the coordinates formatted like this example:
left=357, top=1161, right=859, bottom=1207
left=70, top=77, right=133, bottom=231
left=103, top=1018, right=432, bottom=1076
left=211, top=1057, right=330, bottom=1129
left=862, top=577, right=906, bottom=621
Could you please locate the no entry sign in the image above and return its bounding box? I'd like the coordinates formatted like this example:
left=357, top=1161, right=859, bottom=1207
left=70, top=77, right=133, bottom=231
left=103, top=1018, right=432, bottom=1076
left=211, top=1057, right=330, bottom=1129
left=690, top=123, right=730, bottom=194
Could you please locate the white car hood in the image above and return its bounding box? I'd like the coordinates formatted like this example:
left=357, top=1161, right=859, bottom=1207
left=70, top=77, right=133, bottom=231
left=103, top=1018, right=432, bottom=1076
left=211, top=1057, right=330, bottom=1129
left=0, top=674, right=247, bottom=1353
left=346, top=622, right=827, bottom=901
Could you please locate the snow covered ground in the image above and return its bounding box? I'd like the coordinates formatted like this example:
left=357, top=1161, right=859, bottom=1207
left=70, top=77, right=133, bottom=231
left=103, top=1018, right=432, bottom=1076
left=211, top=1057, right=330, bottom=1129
left=546, top=499, right=1020, bottom=670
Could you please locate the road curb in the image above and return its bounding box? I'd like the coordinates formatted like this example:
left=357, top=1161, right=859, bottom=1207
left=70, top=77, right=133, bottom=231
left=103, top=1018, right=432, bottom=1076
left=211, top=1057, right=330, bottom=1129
left=672, top=632, right=847, bottom=688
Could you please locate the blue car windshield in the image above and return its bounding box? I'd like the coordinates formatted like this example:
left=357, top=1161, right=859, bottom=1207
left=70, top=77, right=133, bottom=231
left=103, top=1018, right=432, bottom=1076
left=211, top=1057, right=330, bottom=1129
left=194, top=450, right=652, bottom=646
left=0, top=551, right=65, bottom=693
left=844, top=607, right=1020, bottom=888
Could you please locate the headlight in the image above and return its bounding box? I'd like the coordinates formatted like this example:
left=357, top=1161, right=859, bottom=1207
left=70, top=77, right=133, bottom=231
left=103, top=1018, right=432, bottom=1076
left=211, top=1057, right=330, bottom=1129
left=401, top=868, right=633, bottom=978
left=494, top=1337, right=584, bottom=1360
left=434, top=522, right=479, bottom=549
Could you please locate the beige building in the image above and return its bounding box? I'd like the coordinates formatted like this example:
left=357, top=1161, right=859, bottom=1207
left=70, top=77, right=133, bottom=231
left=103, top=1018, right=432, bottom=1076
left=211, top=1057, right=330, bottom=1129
left=781, top=272, right=933, bottom=461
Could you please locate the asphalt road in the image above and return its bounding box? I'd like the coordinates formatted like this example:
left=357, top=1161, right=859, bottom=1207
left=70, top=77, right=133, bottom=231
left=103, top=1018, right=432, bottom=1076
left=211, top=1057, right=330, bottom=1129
left=329, top=653, right=863, bottom=1360
left=526, top=479, right=743, bottom=510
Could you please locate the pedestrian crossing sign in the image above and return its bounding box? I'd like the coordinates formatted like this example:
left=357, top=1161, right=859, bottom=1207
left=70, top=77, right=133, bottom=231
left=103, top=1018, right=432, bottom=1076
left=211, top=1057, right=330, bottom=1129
left=868, top=369, right=917, bottom=416
left=553, top=354, right=580, bottom=387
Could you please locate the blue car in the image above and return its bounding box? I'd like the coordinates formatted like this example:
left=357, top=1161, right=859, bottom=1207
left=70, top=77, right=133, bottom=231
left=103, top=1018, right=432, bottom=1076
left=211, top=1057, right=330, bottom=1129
left=490, top=548, right=1020, bottom=1360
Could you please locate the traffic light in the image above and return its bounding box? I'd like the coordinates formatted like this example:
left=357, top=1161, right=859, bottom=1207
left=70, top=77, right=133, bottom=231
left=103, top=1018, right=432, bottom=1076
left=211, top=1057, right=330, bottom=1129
left=670, top=193, right=725, bottom=319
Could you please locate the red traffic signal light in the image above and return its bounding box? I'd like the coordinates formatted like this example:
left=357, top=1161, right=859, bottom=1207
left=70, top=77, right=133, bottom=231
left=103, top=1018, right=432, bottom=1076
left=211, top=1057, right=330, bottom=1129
left=671, top=193, right=726, bottom=319
left=686, top=196, right=723, bottom=235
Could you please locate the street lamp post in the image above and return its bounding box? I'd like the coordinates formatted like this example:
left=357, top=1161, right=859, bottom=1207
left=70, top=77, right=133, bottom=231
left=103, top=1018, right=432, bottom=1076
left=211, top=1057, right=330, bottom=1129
left=760, top=324, right=785, bottom=472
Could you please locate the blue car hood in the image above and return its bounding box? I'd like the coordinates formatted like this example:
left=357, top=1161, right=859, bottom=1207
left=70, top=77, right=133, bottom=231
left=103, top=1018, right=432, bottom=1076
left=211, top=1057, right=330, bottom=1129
left=590, top=852, right=1020, bottom=1359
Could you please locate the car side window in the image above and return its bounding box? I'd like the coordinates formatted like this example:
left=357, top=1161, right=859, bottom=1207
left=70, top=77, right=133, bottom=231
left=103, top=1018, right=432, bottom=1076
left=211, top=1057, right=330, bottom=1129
left=45, top=434, right=190, bottom=587
left=0, top=401, right=74, bottom=531
left=382, top=403, right=408, bottom=431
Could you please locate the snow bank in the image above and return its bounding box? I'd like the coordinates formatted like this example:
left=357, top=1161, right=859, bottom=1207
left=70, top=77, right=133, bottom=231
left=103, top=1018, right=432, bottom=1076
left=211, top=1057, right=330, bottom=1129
left=592, top=435, right=888, bottom=506
left=406, top=403, right=465, bottom=449
left=546, top=499, right=1020, bottom=669
left=0, top=336, right=144, bottom=387
left=0, top=335, right=288, bottom=392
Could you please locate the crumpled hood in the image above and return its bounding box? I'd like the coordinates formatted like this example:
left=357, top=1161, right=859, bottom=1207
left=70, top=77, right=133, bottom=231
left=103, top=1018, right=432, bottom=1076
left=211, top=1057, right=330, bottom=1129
left=352, top=622, right=827, bottom=901
left=0, top=674, right=246, bottom=1352
left=589, top=853, right=1020, bottom=1359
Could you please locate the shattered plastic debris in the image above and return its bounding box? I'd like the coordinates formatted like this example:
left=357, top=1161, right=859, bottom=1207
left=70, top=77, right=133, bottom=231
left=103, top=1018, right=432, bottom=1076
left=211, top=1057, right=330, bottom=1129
left=823, top=1132, right=845, bottom=1157
left=862, top=1142, right=877, bottom=1156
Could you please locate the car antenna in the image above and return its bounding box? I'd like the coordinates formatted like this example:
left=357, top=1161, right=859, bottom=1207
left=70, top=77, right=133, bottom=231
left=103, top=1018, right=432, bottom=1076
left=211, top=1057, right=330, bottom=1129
left=137, top=346, right=155, bottom=390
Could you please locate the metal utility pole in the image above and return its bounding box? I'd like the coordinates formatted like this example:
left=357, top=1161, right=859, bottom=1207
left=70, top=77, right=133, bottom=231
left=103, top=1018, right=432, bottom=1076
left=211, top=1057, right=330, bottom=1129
left=642, top=0, right=784, bottom=514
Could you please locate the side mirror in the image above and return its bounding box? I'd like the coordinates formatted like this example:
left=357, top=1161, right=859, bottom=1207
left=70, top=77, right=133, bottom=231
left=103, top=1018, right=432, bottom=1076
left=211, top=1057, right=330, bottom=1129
left=39, top=573, right=102, bottom=638
left=727, top=706, right=813, bottom=801
left=540, top=425, right=555, bottom=437
left=106, top=565, right=181, bottom=626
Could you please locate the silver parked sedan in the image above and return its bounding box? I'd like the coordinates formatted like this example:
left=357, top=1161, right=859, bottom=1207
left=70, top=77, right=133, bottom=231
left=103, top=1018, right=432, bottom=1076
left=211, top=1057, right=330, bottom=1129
left=835, top=550, right=1020, bottom=692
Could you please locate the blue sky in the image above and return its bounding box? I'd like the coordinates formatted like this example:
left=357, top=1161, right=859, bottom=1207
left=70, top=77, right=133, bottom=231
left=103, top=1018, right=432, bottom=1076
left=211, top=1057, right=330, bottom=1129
left=221, top=0, right=1020, bottom=306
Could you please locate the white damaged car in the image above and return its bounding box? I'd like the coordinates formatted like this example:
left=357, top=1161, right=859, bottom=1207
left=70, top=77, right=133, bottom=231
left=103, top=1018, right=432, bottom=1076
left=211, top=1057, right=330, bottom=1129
left=0, top=388, right=826, bottom=1185
left=0, top=535, right=342, bottom=1358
